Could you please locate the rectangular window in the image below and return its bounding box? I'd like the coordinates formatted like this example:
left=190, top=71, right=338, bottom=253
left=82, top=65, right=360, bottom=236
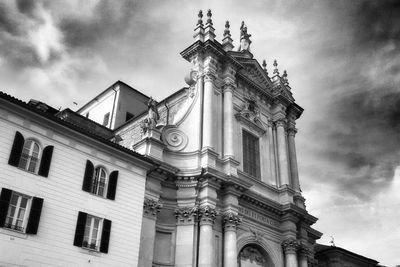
left=0, top=188, right=43, bottom=234
left=73, top=212, right=112, bottom=253
left=125, top=112, right=134, bottom=122
left=5, top=192, right=30, bottom=232
left=242, top=130, right=260, bottom=178
left=83, top=215, right=102, bottom=250
left=102, top=112, right=110, bottom=126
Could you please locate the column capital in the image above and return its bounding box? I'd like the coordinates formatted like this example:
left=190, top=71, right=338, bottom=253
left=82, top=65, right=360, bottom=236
left=222, top=211, right=241, bottom=231
left=143, top=197, right=162, bottom=219
left=298, top=245, right=311, bottom=257
left=204, top=70, right=216, bottom=83
left=198, top=205, right=217, bottom=225
left=287, top=127, right=298, bottom=137
left=223, top=81, right=236, bottom=92
left=175, top=206, right=198, bottom=225
left=275, top=119, right=287, bottom=128
left=282, top=238, right=300, bottom=254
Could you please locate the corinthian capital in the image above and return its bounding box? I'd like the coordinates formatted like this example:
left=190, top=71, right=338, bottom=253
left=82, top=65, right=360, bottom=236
left=282, top=238, right=299, bottom=254
left=198, top=205, right=217, bottom=225
left=204, top=70, right=216, bottom=83
left=143, top=198, right=162, bottom=219
left=287, top=127, right=297, bottom=137
left=275, top=119, right=286, bottom=128
left=175, top=206, right=198, bottom=224
left=222, top=211, right=242, bottom=231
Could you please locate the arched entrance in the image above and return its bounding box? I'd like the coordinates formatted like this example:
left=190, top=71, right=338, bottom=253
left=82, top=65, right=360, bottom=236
left=238, top=244, right=274, bottom=267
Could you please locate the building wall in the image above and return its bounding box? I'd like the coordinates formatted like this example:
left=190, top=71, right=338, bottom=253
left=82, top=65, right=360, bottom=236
left=0, top=107, right=147, bottom=266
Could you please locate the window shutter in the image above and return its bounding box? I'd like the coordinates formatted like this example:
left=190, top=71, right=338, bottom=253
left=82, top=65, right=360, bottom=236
left=38, top=146, right=54, bottom=177
left=26, top=197, right=44, bottom=234
left=0, top=188, right=13, bottom=227
left=8, top=131, right=24, bottom=167
left=82, top=160, right=94, bottom=192
left=106, top=171, right=119, bottom=200
left=73, top=212, right=87, bottom=247
left=100, top=219, right=112, bottom=253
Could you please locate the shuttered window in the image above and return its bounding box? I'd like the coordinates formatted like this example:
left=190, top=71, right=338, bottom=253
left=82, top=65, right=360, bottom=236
left=0, top=188, right=43, bottom=234
left=82, top=160, right=118, bottom=200
left=242, top=130, right=260, bottom=178
left=8, top=131, right=54, bottom=177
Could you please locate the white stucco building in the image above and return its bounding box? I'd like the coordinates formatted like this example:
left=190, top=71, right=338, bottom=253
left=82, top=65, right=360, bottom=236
left=0, top=10, right=330, bottom=267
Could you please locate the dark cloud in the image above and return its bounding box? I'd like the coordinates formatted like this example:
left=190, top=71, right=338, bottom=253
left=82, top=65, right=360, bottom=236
left=16, top=0, right=37, bottom=17
left=0, top=2, right=22, bottom=35
left=60, top=1, right=138, bottom=48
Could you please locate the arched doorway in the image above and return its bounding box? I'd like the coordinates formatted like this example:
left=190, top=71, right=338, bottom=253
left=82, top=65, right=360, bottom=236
left=238, top=244, right=274, bottom=267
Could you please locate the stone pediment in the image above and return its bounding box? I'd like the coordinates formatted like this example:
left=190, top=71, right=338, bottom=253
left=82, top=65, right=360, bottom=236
left=229, top=54, right=272, bottom=92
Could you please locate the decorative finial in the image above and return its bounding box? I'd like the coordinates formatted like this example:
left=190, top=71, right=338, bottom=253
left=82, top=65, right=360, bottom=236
left=197, top=10, right=203, bottom=26
left=273, top=59, right=279, bottom=75
left=206, top=9, right=213, bottom=25
left=224, top=21, right=230, bottom=36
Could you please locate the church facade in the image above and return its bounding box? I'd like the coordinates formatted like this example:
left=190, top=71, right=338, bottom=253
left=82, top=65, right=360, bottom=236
left=0, top=10, right=325, bottom=267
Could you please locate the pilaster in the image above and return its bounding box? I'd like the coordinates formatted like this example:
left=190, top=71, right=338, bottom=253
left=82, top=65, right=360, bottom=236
left=275, top=119, right=290, bottom=186
left=282, top=238, right=300, bottom=267
left=222, top=211, right=241, bottom=267
left=198, top=205, right=217, bottom=267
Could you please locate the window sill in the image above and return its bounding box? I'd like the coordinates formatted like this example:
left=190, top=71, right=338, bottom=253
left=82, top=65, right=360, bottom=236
left=79, top=247, right=102, bottom=257
left=0, top=228, right=28, bottom=239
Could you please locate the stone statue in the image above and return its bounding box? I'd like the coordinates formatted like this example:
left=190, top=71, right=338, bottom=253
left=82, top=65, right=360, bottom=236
left=140, top=97, right=160, bottom=134
left=239, top=21, right=252, bottom=52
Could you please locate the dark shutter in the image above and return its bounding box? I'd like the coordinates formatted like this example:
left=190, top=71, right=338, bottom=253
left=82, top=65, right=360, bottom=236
left=100, top=219, right=112, bottom=253
left=38, top=146, right=54, bottom=177
left=82, top=160, right=94, bottom=192
left=73, top=212, right=87, bottom=247
left=106, top=171, right=119, bottom=200
left=8, top=131, right=24, bottom=167
left=26, top=197, right=43, bottom=234
left=0, top=188, right=13, bottom=227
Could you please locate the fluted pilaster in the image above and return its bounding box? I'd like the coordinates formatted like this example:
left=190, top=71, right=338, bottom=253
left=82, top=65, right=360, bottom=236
left=276, top=120, right=290, bottom=186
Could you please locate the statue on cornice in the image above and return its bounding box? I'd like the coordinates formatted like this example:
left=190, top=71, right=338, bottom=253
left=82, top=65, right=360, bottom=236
left=140, top=97, right=160, bottom=134
left=239, top=21, right=252, bottom=52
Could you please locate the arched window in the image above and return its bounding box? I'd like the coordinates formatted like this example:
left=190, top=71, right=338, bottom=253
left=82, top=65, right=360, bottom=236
left=18, top=139, right=41, bottom=173
left=92, top=167, right=107, bottom=196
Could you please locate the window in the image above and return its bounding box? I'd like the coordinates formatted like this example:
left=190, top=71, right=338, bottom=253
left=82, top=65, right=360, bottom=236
left=125, top=112, right=134, bottom=122
left=103, top=112, right=110, bottom=126
left=74, top=212, right=111, bottom=253
left=242, top=130, right=260, bottom=178
left=92, top=167, right=107, bottom=196
left=0, top=188, right=43, bottom=234
left=82, top=160, right=119, bottom=200
left=8, top=131, right=54, bottom=177
left=18, top=139, right=40, bottom=173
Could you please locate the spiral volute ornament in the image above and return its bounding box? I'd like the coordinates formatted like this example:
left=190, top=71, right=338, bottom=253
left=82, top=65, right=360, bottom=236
left=162, top=127, right=188, bottom=151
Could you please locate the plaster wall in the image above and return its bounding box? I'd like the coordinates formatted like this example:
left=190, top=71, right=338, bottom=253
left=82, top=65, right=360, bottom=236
left=0, top=109, right=147, bottom=267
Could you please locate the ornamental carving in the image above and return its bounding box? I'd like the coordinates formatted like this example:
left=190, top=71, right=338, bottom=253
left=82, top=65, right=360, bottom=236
left=175, top=206, right=198, bottom=224
left=222, top=212, right=242, bottom=230
left=249, top=228, right=266, bottom=242
left=198, top=205, right=217, bottom=225
left=162, top=126, right=188, bottom=151
left=236, top=95, right=266, bottom=134
left=287, top=126, right=297, bottom=137
left=275, top=119, right=286, bottom=128
left=238, top=246, right=266, bottom=265
left=143, top=198, right=162, bottom=218
left=282, top=238, right=300, bottom=254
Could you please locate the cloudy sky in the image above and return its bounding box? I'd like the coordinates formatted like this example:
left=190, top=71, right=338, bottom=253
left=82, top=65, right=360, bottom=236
left=1, top=0, right=399, bottom=265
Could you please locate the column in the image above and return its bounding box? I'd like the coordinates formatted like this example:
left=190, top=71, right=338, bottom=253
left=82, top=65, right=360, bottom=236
left=298, top=246, right=309, bottom=267
left=276, top=120, right=290, bottom=186
left=287, top=127, right=300, bottom=191
left=282, top=239, right=299, bottom=267
left=198, top=205, right=217, bottom=267
left=138, top=198, right=162, bottom=267
left=223, top=212, right=241, bottom=267
left=174, top=207, right=198, bottom=267
left=223, top=84, right=234, bottom=158
left=267, top=120, right=277, bottom=185
left=202, top=72, right=215, bottom=150
left=175, top=178, right=198, bottom=267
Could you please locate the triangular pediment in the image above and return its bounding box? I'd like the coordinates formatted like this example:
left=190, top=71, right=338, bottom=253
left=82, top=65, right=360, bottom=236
left=229, top=54, right=273, bottom=92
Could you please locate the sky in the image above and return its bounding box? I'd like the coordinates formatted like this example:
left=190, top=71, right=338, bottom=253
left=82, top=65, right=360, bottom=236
left=0, top=0, right=399, bottom=265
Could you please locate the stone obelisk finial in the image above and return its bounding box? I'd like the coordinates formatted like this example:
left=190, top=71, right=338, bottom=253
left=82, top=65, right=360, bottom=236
left=222, top=21, right=234, bottom=51
left=193, top=10, right=205, bottom=42
left=204, top=9, right=215, bottom=41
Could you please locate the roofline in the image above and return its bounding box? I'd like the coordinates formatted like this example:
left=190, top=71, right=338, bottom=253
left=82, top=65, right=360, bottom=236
left=77, top=80, right=151, bottom=113
left=0, top=90, right=158, bottom=168
left=315, top=244, right=379, bottom=264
